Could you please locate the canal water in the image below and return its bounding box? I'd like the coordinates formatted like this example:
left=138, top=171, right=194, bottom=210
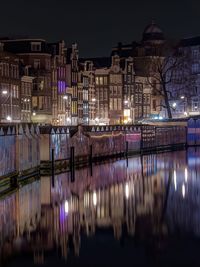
left=1, top=148, right=200, bottom=266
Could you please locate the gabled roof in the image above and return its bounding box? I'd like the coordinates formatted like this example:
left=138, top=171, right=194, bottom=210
left=79, top=57, right=111, bottom=68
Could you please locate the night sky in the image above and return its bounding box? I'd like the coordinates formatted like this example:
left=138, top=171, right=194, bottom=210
left=1, top=0, right=200, bottom=57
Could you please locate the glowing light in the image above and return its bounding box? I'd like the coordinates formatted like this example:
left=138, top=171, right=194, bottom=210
left=182, top=184, right=185, bottom=198
left=172, top=102, right=177, bottom=108
left=6, top=116, right=12, bottom=121
left=92, top=98, right=96, bottom=102
left=184, top=111, right=188, bottom=116
left=2, top=90, right=8, bottom=95
left=63, top=95, right=68, bottom=100
left=32, top=112, right=36, bottom=116
left=125, top=183, right=129, bottom=199
left=95, top=117, right=99, bottom=121
left=180, top=95, right=185, bottom=99
left=64, top=200, right=69, bottom=214
left=124, top=100, right=128, bottom=104
left=174, top=170, right=177, bottom=191
left=93, top=191, right=97, bottom=206
left=185, top=168, right=188, bottom=182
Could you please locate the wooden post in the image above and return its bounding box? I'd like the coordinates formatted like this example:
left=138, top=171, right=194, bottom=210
left=89, top=144, right=93, bottom=176
left=126, top=141, right=128, bottom=157
left=70, top=146, right=75, bottom=182
left=51, top=148, right=55, bottom=187
left=140, top=126, right=143, bottom=153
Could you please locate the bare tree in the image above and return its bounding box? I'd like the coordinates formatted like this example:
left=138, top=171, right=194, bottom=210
left=144, top=43, right=185, bottom=118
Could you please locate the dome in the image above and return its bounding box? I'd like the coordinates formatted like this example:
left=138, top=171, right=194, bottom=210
left=142, top=21, right=165, bottom=44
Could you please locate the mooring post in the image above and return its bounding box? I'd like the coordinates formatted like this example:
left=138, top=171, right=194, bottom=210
left=126, top=141, right=128, bottom=157
left=89, top=144, right=93, bottom=176
left=70, top=146, right=75, bottom=182
left=51, top=148, right=55, bottom=187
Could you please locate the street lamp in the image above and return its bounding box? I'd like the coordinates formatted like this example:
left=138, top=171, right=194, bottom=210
left=180, top=95, right=185, bottom=99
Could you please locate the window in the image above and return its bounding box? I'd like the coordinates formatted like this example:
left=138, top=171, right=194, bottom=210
left=32, top=96, right=38, bottom=108
left=45, top=59, right=51, bottom=70
left=127, top=75, right=131, bottom=83
left=192, top=49, right=199, bottom=59
left=99, top=77, right=103, bottom=85
left=31, top=42, right=41, bottom=52
left=114, top=98, right=117, bottom=110
left=192, top=63, right=199, bottom=74
left=152, top=99, right=157, bottom=111
left=118, top=99, right=122, bottom=110
left=38, top=96, right=44, bottom=110
left=109, top=99, right=113, bottom=110
left=124, top=85, right=127, bottom=94
left=95, top=77, right=99, bottom=85
left=34, top=59, right=40, bottom=69
left=104, top=89, right=108, bottom=100
left=103, top=76, right=107, bottom=85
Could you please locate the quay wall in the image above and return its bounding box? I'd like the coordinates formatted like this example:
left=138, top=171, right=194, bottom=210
left=0, top=123, right=187, bottom=183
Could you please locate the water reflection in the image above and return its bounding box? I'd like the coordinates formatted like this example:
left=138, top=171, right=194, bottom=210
left=1, top=148, right=200, bottom=265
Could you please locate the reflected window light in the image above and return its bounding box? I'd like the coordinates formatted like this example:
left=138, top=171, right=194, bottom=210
left=174, top=170, right=177, bottom=191
left=185, top=167, right=188, bottom=182
left=182, top=184, right=185, bottom=198
left=93, top=191, right=97, bottom=206
left=125, top=183, right=129, bottom=199
left=64, top=200, right=69, bottom=214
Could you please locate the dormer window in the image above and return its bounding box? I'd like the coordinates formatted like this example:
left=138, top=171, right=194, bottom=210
left=31, top=42, right=41, bottom=52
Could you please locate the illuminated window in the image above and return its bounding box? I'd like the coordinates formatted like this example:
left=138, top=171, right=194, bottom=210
left=95, top=77, right=99, bottom=85
left=103, top=76, right=107, bottom=85
left=114, top=98, right=117, bottom=110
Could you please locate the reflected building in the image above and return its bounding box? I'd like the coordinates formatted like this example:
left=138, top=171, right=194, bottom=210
left=2, top=149, right=200, bottom=264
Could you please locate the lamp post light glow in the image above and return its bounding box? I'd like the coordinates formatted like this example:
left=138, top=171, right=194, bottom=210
left=92, top=98, right=96, bottom=102
left=180, top=95, right=185, bottom=99
left=32, top=111, right=36, bottom=116
left=6, top=116, right=12, bottom=121
left=172, top=102, right=177, bottom=108
left=63, top=95, right=68, bottom=100
left=2, top=90, right=8, bottom=95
